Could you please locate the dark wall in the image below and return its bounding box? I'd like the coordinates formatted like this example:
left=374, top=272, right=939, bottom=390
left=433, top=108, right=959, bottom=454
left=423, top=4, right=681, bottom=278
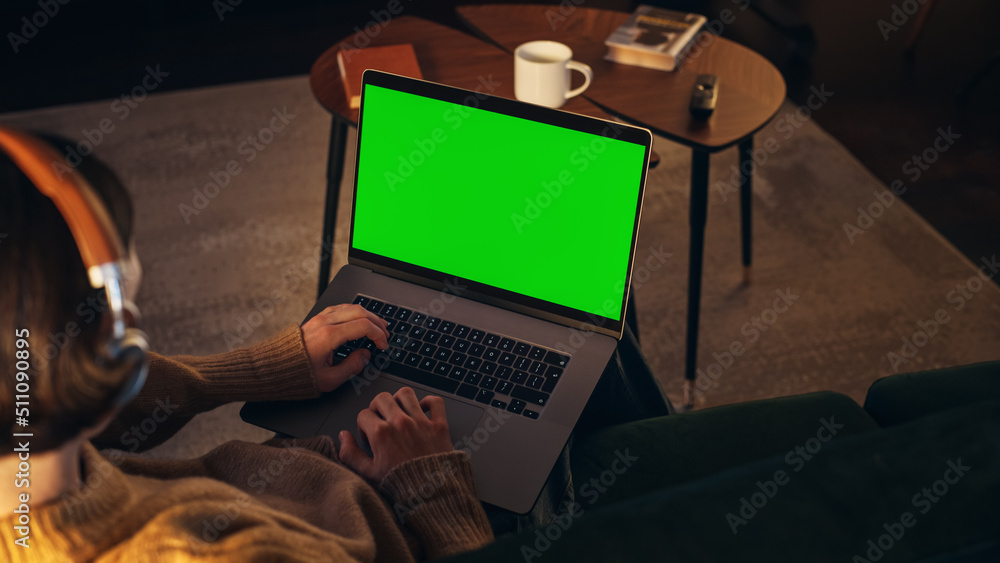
left=1, top=0, right=599, bottom=113
left=1, top=1, right=372, bottom=112
left=0, top=0, right=814, bottom=114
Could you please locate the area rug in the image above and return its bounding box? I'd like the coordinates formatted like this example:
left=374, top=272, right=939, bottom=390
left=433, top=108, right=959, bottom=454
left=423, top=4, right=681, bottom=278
left=2, top=76, right=997, bottom=459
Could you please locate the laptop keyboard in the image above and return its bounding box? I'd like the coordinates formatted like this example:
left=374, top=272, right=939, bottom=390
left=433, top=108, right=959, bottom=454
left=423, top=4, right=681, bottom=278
left=333, top=295, right=571, bottom=420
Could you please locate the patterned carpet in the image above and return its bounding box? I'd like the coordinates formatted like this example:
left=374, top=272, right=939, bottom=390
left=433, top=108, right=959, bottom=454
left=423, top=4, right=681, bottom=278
left=2, top=76, right=998, bottom=459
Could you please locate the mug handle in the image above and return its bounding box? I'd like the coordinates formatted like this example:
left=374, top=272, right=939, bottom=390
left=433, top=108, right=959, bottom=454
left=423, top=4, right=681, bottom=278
left=565, top=61, right=593, bottom=100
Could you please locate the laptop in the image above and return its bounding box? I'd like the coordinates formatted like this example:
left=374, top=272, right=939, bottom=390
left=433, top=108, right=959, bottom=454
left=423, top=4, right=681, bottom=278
left=241, top=70, right=652, bottom=513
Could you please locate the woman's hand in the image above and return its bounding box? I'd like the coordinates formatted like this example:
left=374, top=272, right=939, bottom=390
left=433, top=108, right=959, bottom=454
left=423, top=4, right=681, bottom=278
left=338, top=387, right=454, bottom=483
left=301, top=304, right=390, bottom=393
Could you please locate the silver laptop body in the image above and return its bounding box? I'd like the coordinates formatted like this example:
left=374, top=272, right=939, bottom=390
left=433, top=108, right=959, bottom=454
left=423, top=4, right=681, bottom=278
left=242, top=70, right=652, bottom=513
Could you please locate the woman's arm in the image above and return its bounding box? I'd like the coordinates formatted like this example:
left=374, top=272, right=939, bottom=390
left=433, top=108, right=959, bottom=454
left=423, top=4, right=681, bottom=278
left=380, top=451, right=495, bottom=559
left=91, top=325, right=317, bottom=452
left=92, top=304, right=391, bottom=452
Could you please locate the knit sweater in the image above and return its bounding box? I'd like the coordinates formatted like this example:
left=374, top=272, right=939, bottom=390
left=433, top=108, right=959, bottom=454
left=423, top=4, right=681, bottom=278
left=1, top=326, right=494, bottom=562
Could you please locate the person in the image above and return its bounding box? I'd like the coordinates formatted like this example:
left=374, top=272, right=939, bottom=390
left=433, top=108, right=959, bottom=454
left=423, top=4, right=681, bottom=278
left=0, top=129, right=494, bottom=561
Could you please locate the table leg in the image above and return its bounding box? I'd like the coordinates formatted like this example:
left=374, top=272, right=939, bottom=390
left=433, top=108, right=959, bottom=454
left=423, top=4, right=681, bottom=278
left=317, top=118, right=350, bottom=299
left=739, top=136, right=753, bottom=285
left=683, top=150, right=710, bottom=409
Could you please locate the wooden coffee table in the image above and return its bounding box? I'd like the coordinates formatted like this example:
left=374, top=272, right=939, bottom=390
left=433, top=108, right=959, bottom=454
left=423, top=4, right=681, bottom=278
left=309, top=8, right=784, bottom=406
left=459, top=5, right=786, bottom=406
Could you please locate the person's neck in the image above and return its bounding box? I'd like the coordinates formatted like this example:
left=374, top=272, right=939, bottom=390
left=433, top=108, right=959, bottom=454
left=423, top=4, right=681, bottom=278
left=1, top=436, right=83, bottom=514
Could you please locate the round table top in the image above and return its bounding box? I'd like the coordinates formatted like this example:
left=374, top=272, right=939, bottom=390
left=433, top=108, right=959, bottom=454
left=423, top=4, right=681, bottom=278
left=310, top=15, right=661, bottom=166
left=310, top=16, right=623, bottom=127
left=457, top=4, right=787, bottom=152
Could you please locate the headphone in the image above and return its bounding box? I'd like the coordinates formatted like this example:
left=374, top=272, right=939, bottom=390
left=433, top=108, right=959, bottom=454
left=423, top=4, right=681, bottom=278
left=0, top=126, right=149, bottom=409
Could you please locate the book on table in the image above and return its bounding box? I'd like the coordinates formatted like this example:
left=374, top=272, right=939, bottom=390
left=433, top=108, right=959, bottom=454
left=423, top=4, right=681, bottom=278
left=604, top=5, right=707, bottom=72
left=337, top=44, right=423, bottom=109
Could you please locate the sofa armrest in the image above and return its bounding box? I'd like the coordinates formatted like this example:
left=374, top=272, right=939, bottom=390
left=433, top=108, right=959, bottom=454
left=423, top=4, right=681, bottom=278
left=864, top=360, right=1000, bottom=426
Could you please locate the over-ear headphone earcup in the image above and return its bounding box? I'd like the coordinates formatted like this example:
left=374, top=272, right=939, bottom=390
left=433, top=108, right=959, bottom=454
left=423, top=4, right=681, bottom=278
left=110, top=329, right=149, bottom=408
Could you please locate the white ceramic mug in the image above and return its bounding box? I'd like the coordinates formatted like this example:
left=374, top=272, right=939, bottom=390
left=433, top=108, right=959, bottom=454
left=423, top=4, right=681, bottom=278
left=514, top=41, right=593, bottom=109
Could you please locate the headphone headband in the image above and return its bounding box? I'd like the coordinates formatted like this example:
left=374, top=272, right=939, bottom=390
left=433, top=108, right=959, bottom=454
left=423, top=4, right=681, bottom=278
left=0, top=127, right=126, bottom=288
left=1, top=126, right=148, bottom=409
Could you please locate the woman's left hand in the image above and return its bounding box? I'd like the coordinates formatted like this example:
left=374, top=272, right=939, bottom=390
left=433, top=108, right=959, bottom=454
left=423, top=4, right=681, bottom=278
left=301, top=304, right=391, bottom=393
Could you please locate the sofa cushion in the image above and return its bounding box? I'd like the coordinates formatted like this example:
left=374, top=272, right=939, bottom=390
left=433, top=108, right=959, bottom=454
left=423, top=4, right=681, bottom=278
left=445, top=399, right=1000, bottom=562
left=570, top=391, right=878, bottom=509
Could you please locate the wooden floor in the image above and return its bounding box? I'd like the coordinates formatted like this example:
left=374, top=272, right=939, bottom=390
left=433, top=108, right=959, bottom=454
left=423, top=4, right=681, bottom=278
left=2, top=0, right=997, bottom=264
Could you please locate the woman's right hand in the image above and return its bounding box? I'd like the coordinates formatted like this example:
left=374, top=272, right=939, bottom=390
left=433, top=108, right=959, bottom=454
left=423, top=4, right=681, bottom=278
left=338, top=387, right=454, bottom=483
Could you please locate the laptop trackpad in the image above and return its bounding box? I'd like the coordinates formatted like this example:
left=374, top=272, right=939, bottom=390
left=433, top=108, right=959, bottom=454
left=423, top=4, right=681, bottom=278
left=317, top=376, right=485, bottom=457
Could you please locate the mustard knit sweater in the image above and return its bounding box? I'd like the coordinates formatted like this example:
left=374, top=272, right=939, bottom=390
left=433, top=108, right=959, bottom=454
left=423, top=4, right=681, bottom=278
left=1, top=326, right=494, bottom=562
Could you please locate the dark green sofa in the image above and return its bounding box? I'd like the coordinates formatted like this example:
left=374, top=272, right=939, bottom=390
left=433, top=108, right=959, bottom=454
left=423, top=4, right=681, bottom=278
left=444, top=361, right=1000, bottom=562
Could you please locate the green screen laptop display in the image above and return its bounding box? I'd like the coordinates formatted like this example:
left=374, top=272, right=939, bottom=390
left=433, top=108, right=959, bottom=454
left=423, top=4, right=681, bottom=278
left=351, top=80, right=647, bottom=323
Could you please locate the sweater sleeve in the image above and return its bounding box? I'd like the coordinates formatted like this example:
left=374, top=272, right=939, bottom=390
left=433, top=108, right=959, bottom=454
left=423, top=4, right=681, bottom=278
left=380, top=451, right=495, bottom=560
left=92, top=325, right=319, bottom=452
